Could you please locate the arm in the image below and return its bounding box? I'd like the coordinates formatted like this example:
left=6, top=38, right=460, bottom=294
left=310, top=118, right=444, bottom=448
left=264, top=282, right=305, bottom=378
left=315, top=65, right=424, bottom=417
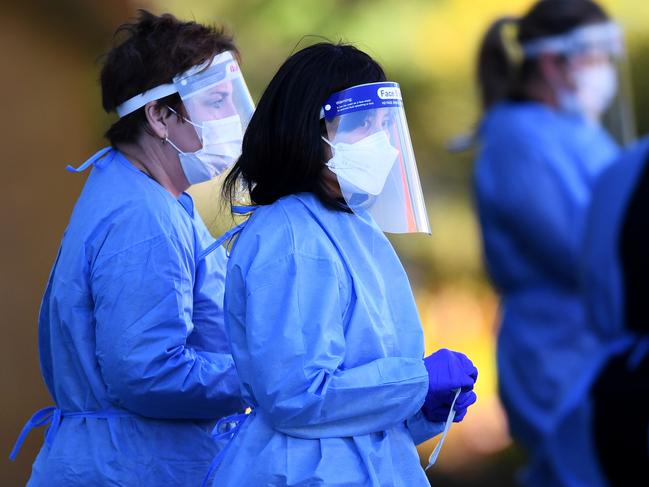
left=93, top=233, right=242, bottom=419
left=232, top=252, right=429, bottom=438
left=405, top=411, right=445, bottom=445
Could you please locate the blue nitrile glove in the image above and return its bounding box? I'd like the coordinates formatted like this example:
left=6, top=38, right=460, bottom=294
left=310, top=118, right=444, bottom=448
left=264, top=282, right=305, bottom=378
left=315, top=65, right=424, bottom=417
left=422, top=348, right=478, bottom=423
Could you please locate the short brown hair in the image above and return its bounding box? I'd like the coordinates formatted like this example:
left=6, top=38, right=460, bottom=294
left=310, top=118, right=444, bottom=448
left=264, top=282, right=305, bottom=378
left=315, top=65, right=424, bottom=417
left=101, top=10, right=237, bottom=146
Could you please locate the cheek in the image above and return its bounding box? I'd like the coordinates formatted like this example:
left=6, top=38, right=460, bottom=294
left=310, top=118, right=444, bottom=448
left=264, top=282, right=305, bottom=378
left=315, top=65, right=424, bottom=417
left=175, top=124, right=202, bottom=152
left=334, top=129, right=367, bottom=144
left=574, top=51, right=611, bottom=68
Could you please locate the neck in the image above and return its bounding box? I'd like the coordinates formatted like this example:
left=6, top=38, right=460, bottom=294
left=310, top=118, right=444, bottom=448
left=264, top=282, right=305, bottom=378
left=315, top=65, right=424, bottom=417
left=524, top=79, right=559, bottom=110
left=116, top=137, right=188, bottom=198
left=322, top=168, right=342, bottom=197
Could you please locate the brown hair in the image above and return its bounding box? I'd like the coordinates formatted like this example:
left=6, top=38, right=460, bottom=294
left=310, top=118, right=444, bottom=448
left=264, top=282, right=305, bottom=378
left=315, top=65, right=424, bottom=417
left=477, top=0, right=609, bottom=112
left=100, top=10, right=237, bottom=146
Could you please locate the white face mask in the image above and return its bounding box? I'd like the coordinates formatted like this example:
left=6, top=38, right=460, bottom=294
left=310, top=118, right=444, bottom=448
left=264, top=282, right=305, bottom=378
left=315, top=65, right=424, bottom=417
left=559, top=63, right=618, bottom=121
left=322, top=130, right=399, bottom=196
left=166, top=111, right=244, bottom=185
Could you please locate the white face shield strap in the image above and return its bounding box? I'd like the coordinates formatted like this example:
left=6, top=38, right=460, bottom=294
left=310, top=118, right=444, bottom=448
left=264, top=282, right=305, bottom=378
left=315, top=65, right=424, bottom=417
left=115, top=51, right=252, bottom=119
left=521, top=21, right=623, bottom=58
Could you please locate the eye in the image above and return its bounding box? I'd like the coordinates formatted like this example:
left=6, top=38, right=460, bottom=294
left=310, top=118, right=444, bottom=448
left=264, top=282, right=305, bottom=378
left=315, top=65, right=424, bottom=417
left=361, top=116, right=373, bottom=129
left=381, top=116, right=395, bottom=130
left=205, top=92, right=227, bottom=109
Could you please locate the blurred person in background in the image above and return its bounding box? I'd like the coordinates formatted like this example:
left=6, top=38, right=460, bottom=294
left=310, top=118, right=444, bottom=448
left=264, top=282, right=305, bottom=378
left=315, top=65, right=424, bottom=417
left=205, top=42, right=478, bottom=486
left=582, top=136, right=649, bottom=486
left=9, top=10, right=255, bottom=486
left=472, top=0, right=630, bottom=485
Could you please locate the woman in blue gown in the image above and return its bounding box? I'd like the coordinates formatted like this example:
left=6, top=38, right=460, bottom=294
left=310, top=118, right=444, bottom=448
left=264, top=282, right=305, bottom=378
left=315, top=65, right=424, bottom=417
left=473, top=1, right=624, bottom=485
left=11, top=11, right=255, bottom=486
left=209, top=43, right=479, bottom=486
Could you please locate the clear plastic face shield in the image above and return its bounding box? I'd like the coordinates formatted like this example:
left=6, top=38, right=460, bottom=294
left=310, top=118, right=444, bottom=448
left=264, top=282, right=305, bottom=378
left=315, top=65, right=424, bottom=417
left=321, top=82, right=431, bottom=234
left=116, top=51, right=255, bottom=184
left=522, top=21, right=636, bottom=145
left=173, top=51, right=254, bottom=149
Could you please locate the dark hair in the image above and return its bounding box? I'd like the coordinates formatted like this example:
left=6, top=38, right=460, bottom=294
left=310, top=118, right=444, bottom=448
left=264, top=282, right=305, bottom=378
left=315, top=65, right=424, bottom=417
left=222, top=42, right=386, bottom=210
left=477, top=0, right=609, bottom=111
left=101, top=10, right=237, bottom=146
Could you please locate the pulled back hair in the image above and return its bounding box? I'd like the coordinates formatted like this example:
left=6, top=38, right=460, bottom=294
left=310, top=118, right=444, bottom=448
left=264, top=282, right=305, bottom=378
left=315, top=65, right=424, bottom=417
left=477, top=0, right=609, bottom=111
left=101, top=10, right=237, bottom=146
left=222, top=42, right=386, bottom=210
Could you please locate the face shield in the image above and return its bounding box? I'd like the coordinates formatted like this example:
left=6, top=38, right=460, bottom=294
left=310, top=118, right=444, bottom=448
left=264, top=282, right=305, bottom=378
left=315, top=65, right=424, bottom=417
left=522, top=21, right=636, bottom=145
left=116, top=51, right=255, bottom=183
left=321, top=82, right=430, bottom=234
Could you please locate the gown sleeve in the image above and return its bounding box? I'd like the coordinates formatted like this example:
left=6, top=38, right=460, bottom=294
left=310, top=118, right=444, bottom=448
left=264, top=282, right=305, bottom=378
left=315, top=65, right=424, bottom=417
left=230, top=251, right=429, bottom=438
left=92, top=231, right=242, bottom=419
left=405, top=410, right=445, bottom=445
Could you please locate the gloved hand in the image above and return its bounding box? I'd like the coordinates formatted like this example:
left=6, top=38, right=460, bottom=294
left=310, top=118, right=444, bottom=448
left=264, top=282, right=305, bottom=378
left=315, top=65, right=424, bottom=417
left=421, top=348, right=478, bottom=423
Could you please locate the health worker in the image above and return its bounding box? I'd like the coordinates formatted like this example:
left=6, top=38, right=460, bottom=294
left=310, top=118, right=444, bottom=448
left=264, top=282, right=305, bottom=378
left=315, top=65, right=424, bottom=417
left=472, top=0, right=632, bottom=485
left=582, top=137, right=649, bottom=487
left=207, top=42, right=478, bottom=486
left=10, top=10, right=255, bottom=486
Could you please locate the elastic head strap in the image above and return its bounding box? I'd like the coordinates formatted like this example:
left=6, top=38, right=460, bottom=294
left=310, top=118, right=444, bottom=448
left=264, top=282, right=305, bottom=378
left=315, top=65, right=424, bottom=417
left=116, top=83, right=178, bottom=118
left=500, top=20, right=524, bottom=67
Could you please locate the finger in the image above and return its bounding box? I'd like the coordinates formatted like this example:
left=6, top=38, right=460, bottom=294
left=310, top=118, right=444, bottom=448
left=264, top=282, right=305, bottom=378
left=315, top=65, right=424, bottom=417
left=455, top=352, right=478, bottom=381
left=455, top=391, right=477, bottom=410
left=468, top=365, right=478, bottom=382
left=426, top=389, right=456, bottom=405
left=453, top=408, right=468, bottom=422
left=422, top=406, right=453, bottom=423
left=457, top=373, right=477, bottom=391
left=453, top=392, right=477, bottom=422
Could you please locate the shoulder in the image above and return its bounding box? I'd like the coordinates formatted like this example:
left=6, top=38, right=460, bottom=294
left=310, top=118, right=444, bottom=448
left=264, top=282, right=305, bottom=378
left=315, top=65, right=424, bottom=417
left=73, top=166, right=194, bottom=263
left=481, top=102, right=557, bottom=142
left=477, top=103, right=559, bottom=172
left=228, top=193, right=340, bottom=275
left=476, top=103, right=577, bottom=179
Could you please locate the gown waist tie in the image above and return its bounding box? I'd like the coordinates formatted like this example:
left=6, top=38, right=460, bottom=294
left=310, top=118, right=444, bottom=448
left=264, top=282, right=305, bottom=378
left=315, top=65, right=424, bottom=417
left=9, top=406, right=135, bottom=461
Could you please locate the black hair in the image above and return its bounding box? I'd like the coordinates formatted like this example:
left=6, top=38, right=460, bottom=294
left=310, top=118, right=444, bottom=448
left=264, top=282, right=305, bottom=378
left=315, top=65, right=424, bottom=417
left=222, top=42, right=386, bottom=210
left=100, top=10, right=237, bottom=146
left=477, top=0, right=609, bottom=111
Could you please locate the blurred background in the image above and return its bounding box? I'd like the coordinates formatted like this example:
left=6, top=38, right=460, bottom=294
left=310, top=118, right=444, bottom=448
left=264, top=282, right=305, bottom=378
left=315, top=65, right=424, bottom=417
left=1, top=0, right=648, bottom=485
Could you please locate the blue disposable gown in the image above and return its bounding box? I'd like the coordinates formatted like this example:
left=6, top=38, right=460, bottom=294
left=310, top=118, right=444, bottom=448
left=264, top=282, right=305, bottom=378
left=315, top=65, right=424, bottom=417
left=582, top=138, right=649, bottom=354
left=26, top=149, right=243, bottom=486
left=474, top=102, right=619, bottom=487
left=211, top=193, right=444, bottom=487
left=581, top=136, right=649, bottom=485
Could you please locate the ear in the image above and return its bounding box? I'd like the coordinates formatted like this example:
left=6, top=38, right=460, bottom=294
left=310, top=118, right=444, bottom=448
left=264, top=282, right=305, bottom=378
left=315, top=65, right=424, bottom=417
left=143, top=102, right=169, bottom=140
left=538, top=53, right=571, bottom=89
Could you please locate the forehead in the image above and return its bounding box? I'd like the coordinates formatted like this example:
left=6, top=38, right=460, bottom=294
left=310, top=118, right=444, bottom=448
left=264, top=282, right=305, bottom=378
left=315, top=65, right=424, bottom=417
left=570, top=48, right=613, bottom=62
left=364, top=108, right=393, bottom=118
left=206, top=80, right=233, bottom=94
